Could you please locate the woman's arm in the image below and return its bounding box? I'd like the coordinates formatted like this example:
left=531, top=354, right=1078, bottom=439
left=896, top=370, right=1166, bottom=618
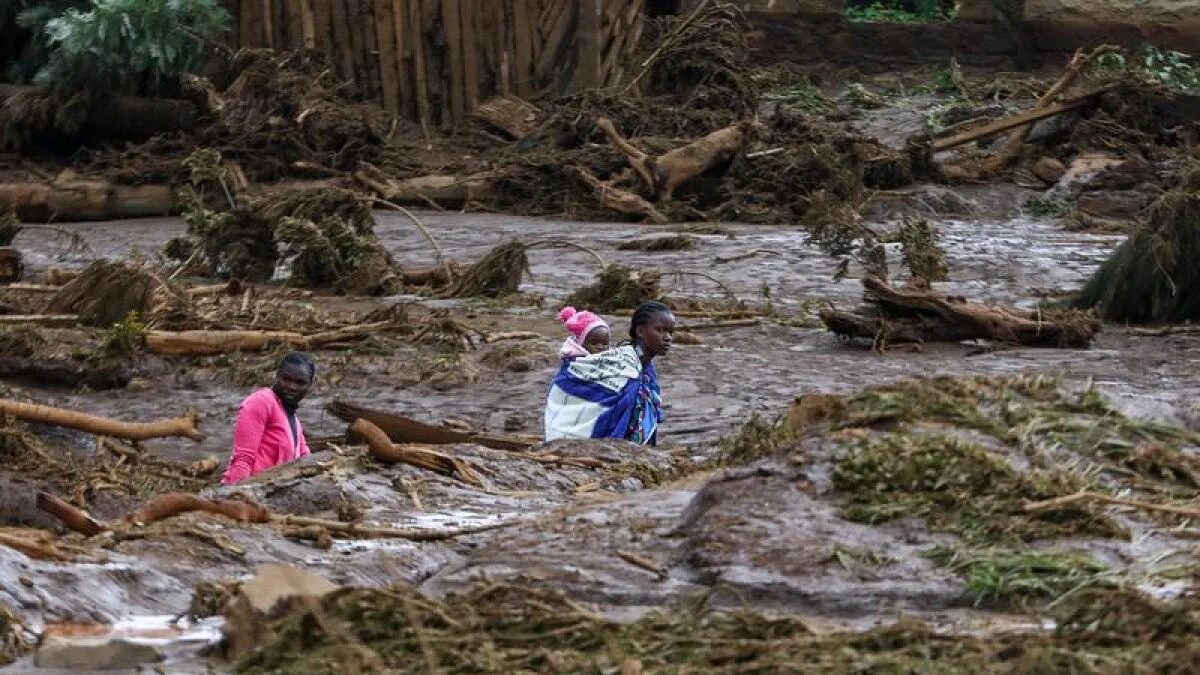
left=220, top=395, right=269, bottom=485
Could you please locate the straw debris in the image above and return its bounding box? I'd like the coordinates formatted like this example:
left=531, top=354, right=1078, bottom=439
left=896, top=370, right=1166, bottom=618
left=564, top=265, right=663, bottom=312
left=234, top=582, right=1200, bottom=674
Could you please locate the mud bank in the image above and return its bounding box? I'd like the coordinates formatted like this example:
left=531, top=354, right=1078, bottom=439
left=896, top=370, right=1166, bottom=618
left=742, top=0, right=1200, bottom=69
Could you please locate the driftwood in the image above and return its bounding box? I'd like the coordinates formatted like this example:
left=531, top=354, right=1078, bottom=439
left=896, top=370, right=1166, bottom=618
left=350, top=418, right=484, bottom=486
left=982, top=45, right=1121, bottom=174
left=595, top=117, right=745, bottom=201
left=574, top=167, right=667, bottom=223
left=0, top=528, right=81, bottom=562
left=354, top=165, right=493, bottom=209
left=328, top=400, right=533, bottom=451
left=473, top=95, right=539, bottom=139
left=820, top=277, right=1100, bottom=349
left=931, top=97, right=1092, bottom=153
left=36, top=489, right=512, bottom=542
left=1025, top=491, right=1200, bottom=519
left=0, top=179, right=176, bottom=223
left=0, top=400, right=203, bottom=442
left=145, top=322, right=393, bottom=356
left=0, top=314, right=78, bottom=327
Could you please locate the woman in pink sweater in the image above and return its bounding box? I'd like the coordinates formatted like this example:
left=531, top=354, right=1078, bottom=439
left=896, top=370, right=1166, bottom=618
left=221, top=352, right=316, bottom=485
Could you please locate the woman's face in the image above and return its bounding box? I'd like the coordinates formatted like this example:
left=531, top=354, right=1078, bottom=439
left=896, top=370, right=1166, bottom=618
left=274, top=364, right=313, bottom=406
left=582, top=326, right=611, bottom=353
left=636, top=311, right=675, bottom=358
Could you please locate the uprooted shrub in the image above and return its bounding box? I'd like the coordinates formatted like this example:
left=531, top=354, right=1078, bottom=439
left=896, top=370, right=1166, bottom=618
left=167, top=186, right=402, bottom=295
left=1073, top=165, right=1200, bottom=322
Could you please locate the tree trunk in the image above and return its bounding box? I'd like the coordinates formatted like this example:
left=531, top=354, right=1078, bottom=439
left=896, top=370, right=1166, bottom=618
left=0, top=180, right=177, bottom=223
left=0, top=84, right=197, bottom=146
left=0, top=400, right=203, bottom=442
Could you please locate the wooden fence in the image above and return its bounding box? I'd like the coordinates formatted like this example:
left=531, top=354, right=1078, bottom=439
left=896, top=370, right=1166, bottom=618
left=223, top=0, right=647, bottom=127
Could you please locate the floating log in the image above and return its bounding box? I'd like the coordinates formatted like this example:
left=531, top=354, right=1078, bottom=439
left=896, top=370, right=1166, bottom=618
left=0, top=400, right=203, bottom=442
left=328, top=400, right=533, bottom=451
left=820, top=277, right=1100, bottom=349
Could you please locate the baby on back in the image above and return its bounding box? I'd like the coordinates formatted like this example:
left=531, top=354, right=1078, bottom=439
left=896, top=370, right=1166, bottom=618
left=557, top=307, right=610, bottom=359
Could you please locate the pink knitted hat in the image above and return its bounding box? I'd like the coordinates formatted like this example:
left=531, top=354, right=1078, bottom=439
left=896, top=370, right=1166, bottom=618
left=559, top=306, right=609, bottom=343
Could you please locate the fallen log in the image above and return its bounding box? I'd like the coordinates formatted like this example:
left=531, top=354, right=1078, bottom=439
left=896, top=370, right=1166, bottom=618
left=0, top=400, right=203, bottom=442
left=353, top=164, right=493, bottom=209
left=35, top=491, right=106, bottom=536
left=0, top=314, right=79, bottom=327
left=125, top=493, right=271, bottom=526
left=144, top=329, right=303, bottom=356
left=350, top=418, right=484, bottom=486
left=574, top=167, right=667, bottom=223
left=595, top=117, right=745, bottom=201
left=982, top=45, right=1120, bottom=174
left=0, top=83, right=197, bottom=148
left=0, top=180, right=177, bottom=223
left=328, top=400, right=533, bottom=451
left=144, top=322, right=394, bottom=356
left=931, top=97, right=1092, bottom=153
left=820, top=277, right=1100, bottom=349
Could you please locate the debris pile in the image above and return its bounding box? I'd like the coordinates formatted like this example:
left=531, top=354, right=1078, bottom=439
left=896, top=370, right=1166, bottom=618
left=231, top=581, right=1200, bottom=674
left=1073, top=164, right=1200, bottom=322
left=167, top=183, right=401, bottom=295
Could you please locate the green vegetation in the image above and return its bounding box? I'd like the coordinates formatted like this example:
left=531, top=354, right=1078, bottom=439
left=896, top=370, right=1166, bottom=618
left=898, top=216, right=949, bottom=282
left=844, top=0, right=954, bottom=24
left=1025, top=196, right=1074, bottom=218
left=1095, top=44, right=1200, bottom=94
left=927, top=546, right=1109, bottom=608
left=23, top=0, right=230, bottom=96
left=235, top=582, right=1200, bottom=674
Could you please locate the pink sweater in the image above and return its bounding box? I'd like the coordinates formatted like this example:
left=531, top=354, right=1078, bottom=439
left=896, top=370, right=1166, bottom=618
left=220, top=388, right=310, bottom=485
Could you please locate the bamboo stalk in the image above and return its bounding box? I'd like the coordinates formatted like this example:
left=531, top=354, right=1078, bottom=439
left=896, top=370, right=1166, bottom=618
left=0, top=400, right=203, bottom=442
left=1024, top=491, right=1200, bottom=519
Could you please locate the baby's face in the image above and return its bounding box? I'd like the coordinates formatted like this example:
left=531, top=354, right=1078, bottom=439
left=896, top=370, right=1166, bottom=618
left=582, top=327, right=611, bottom=354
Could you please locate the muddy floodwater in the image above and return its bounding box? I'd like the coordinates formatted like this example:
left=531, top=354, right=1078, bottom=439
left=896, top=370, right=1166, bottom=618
left=6, top=182, right=1200, bottom=672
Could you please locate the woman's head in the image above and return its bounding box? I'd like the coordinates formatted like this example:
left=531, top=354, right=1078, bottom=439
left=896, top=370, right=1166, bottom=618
left=274, top=352, right=316, bottom=408
left=559, top=307, right=611, bottom=354
left=629, top=301, right=675, bottom=359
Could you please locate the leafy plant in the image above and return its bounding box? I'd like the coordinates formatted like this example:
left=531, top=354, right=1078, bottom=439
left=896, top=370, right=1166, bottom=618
left=4, top=0, right=87, bottom=84
left=29, top=0, right=231, bottom=96
left=1095, top=44, right=1200, bottom=94
left=1025, top=196, right=1074, bottom=218
left=898, top=217, right=948, bottom=282
left=844, top=0, right=953, bottom=24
